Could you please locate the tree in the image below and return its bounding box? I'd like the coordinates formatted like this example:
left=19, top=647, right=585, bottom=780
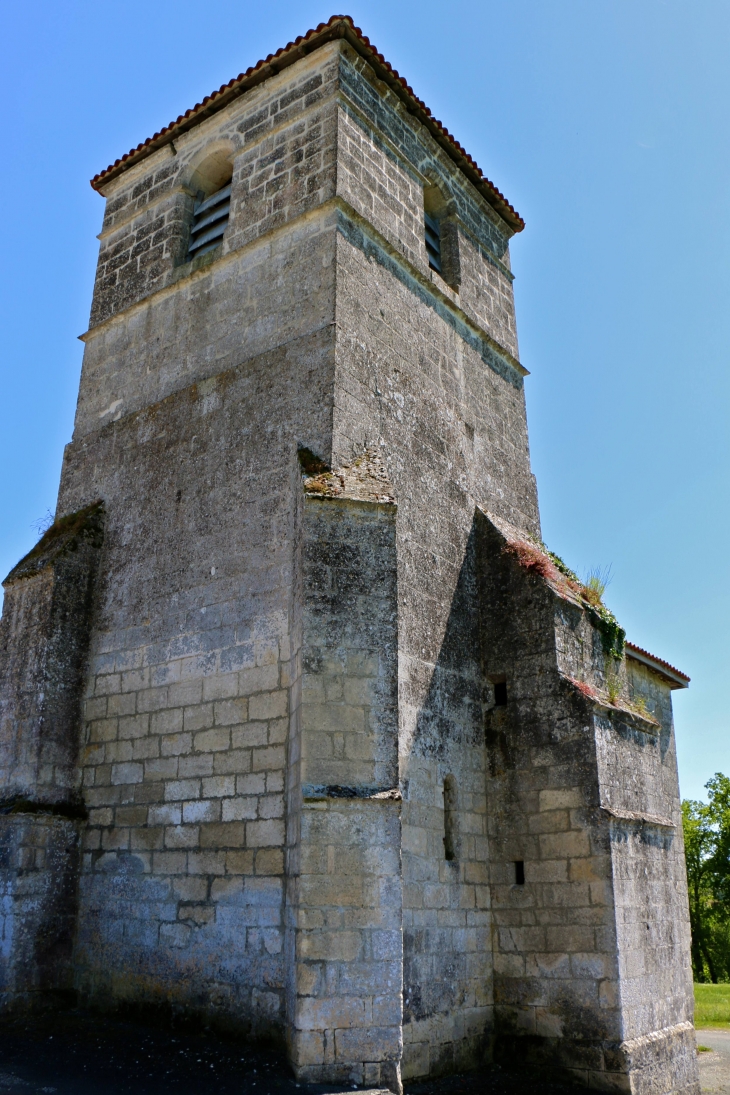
left=682, top=773, right=730, bottom=983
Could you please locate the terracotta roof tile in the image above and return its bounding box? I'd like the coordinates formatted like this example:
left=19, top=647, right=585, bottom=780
left=625, top=641, right=690, bottom=688
left=89, top=14, right=524, bottom=232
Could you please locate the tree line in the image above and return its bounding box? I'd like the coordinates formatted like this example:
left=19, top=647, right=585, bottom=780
left=682, top=773, right=730, bottom=983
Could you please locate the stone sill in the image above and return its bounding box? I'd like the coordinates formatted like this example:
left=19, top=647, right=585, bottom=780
left=601, top=805, right=675, bottom=829
left=302, top=784, right=401, bottom=803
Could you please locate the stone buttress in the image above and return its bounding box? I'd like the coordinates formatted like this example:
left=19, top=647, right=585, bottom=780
left=476, top=512, right=697, bottom=1094
left=0, top=15, right=699, bottom=1095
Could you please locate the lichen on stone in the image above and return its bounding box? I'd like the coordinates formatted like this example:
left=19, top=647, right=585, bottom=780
left=301, top=447, right=396, bottom=505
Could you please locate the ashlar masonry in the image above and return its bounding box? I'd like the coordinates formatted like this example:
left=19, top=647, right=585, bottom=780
left=0, top=16, right=699, bottom=1095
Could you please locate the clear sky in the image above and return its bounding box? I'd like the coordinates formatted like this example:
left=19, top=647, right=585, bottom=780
left=1, top=1, right=727, bottom=802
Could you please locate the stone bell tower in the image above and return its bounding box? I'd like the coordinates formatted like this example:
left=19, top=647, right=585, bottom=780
left=0, top=15, right=699, bottom=1095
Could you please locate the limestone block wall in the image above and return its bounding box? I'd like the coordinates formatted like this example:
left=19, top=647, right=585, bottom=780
left=84, top=40, right=522, bottom=438
left=286, top=460, right=402, bottom=1090
left=298, top=492, right=398, bottom=793
left=626, top=659, right=687, bottom=814
left=476, top=514, right=619, bottom=1083
left=293, top=795, right=402, bottom=1091
left=0, top=504, right=103, bottom=1008
left=474, top=510, right=698, bottom=1095
left=0, top=814, right=81, bottom=1008
left=55, top=30, right=535, bottom=1064
left=90, top=45, right=341, bottom=329
left=76, top=213, right=338, bottom=438
left=397, top=551, right=493, bottom=1083
left=54, top=330, right=335, bottom=1032
left=335, top=48, right=520, bottom=359
left=0, top=504, right=104, bottom=804
left=329, top=209, right=536, bottom=1075
left=607, top=658, right=696, bottom=1088
left=330, top=234, right=536, bottom=532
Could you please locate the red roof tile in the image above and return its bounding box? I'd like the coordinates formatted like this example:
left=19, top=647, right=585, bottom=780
left=625, top=642, right=690, bottom=688
left=89, top=15, right=524, bottom=232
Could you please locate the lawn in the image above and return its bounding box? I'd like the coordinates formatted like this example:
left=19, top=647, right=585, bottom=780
left=695, top=983, right=730, bottom=1027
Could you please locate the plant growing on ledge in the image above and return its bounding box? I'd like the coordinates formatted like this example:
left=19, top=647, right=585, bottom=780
left=583, top=566, right=612, bottom=607
left=503, top=539, right=626, bottom=659
left=606, top=671, right=622, bottom=705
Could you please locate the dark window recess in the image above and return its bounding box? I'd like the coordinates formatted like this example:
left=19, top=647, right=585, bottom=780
left=425, top=211, right=442, bottom=273
left=188, top=184, right=232, bottom=260
left=494, top=680, right=508, bottom=706
left=514, top=860, right=525, bottom=885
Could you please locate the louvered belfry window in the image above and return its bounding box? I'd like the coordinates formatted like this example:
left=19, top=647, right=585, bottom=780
left=424, top=211, right=442, bottom=273
left=187, top=183, right=232, bottom=259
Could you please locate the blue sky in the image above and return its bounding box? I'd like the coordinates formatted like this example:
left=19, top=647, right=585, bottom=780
left=1, top=1, right=728, bottom=802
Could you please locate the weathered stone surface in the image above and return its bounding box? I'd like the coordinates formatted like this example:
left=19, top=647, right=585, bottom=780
left=475, top=511, right=697, bottom=1094
left=0, top=502, right=104, bottom=806
left=0, top=814, right=82, bottom=1008
left=286, top=454, right=402, bottom=1091
left=0, top=23, right=697, bottom=1095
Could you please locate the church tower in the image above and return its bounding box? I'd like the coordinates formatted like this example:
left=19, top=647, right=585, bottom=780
left=0, top=17, right=698, bottom=1094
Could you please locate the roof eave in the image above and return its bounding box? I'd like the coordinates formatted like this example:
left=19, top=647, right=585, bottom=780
left=625, top=642, right=690, bottom=690
left=90, top=15, right=524, bottom=233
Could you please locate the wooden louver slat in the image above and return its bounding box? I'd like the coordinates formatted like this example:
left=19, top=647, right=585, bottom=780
left=188, top=184, right=232, bottom=259
left=424, top=211, right=442, bottom=273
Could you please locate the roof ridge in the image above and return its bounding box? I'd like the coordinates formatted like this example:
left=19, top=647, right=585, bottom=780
left=89, top=14, right=524, bottom=232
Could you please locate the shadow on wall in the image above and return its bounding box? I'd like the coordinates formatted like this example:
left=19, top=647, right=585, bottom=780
left=401, top=519, right=492, bottom=1075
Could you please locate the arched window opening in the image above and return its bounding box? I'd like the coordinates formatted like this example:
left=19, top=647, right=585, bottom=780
left=188, top=183, right=232, bottom=259
left=187, top=152, right=233, bottom=261
left=424, top=183, right=444, bottom=274
left=443, top=774, right=458, bottom=861
left=423, top=181, right=460, bottom=289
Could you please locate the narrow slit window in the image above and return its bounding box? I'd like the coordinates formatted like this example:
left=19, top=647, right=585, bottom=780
left=443, top=774, right=457, bottom=861
left=425, top=211, right=442, bottom=273
left=514, top=860, right=525, bottom=885
left=188, top=183, right=232, bottom=260
left=494, top=680, right=508, bottom=706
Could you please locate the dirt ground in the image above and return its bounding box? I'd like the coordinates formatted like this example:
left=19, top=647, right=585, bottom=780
left=4, top=1011, right=724, bottom=1095
left=0, top=1010, right=593, bottom=1095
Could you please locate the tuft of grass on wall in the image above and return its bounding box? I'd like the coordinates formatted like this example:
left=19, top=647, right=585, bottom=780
left=695, top=983, right=730, bottom=1027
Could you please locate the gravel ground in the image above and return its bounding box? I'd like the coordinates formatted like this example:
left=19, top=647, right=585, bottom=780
left=696, top=1029, right=730, bottom=1093
left=0, top=1010, right=592, bottom=1095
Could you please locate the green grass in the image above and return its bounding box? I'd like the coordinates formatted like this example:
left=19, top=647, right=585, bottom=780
left=695, top=983, right=730, bottom=1027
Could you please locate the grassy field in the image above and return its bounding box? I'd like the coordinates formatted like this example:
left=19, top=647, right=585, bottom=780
left=695, top=983, right=730, bottom=1027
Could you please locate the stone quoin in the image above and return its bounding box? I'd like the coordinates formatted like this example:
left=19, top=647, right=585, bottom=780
left=0, top=15, right=699, bottom=1095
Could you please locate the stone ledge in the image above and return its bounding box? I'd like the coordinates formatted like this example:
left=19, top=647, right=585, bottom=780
left=620, top=1020, right=695, bottom=1056
left=601, top=806, right=675, bottom=829
left=302, top=784, right=401, bottom=803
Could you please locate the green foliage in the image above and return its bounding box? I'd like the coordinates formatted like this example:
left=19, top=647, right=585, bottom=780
left=683, top=774, right=730, bottom=983
left=695, top=983, right=730, bottom=1027
left=544, top=548, right=625, bottom=659
left=589, top=606, right=626, bottom=660
left=584, top=565, right=612, bottom=605
left=606, top=672, right=622, bottom=705
left=545, top=548, right=581, bottom=585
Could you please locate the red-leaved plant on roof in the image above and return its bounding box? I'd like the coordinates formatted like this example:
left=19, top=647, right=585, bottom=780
left=501, top=538, right=626, bottom=659
left=503, top=540, right=564, bottom=584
